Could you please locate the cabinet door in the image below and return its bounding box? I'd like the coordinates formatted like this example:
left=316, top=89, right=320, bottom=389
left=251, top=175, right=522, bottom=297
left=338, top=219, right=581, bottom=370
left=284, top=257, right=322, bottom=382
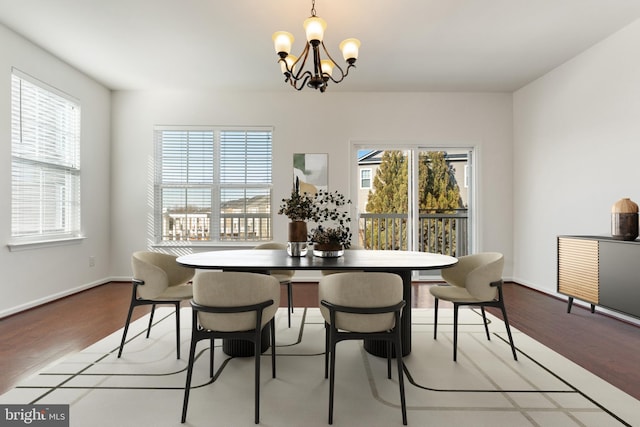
left=599, top=241, right=640, bottom=318
left=558, top=237, right=599, bottom=304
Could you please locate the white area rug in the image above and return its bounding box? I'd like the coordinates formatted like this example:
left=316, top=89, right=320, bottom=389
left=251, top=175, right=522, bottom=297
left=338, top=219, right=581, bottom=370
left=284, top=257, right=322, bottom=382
left=1, top=307, right=638, bottom=427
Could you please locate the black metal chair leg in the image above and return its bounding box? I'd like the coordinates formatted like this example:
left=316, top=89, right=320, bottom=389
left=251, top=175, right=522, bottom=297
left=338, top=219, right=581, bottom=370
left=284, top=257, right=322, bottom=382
left=287, top=281, right=293, bottom=328
left=146, top=304, right=156, bottom=338
left=181, top=323, right=199, bottom=423
left=210, top=338, right=215, bottom=378
left=175, top=302, right=181, bottom=359
left=328, top=332, right=337, bottom=425
left=481, top=306, right=491, bottom=341
left=324, top=322, right=330, bottom=379
left=386, top=341, right=392, bottom=379
left=271, top=319, right=276, bottom=378
left=254, top=334, right=261, bottom=424
left=453, top=303, right=459, bottom=362
left=499, top=302, right=518, bottom=361
left=117, top=302, right=135, bottom=358
left=433, top=297, right=439, bottom=339
left=395, top=337, right=407, bottom=425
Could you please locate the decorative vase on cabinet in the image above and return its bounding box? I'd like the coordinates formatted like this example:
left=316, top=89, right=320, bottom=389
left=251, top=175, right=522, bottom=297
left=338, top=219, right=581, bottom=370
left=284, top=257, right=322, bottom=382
left=611, top=198, right=638, bottom=241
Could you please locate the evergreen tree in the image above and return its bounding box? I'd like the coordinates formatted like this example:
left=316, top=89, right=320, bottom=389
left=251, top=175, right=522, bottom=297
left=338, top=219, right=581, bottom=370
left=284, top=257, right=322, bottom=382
left=364, top=151, right=407, bottom=249
left=418, top=151, right=461, bottom=212
left=366, top=151, right=408, bottom=213
left=363, top=150, right=462, bottom=252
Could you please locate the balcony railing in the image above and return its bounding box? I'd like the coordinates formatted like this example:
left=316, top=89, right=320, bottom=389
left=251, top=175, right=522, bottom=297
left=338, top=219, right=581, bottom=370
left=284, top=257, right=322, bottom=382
left=162, top=212, right=271, bottom=242
left=161, top=209, right=469, bottom=254
left=359, top=209, right=468, bottom=256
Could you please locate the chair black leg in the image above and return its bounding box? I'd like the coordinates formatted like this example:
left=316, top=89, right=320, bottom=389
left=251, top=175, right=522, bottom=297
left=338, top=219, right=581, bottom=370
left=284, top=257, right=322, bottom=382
left=324, top=322, right=330, bottom=379
left=175, top=302, right=181, bottom=359
left=146, top=304, right=156, bottom=338
left=181, top=327, right=199, bottom=423
left=117, top=302, right=136, bottom=358
left=386, top=341, right=392, bottom=379
left=210, top=338, right=215, bottom=378
left=328, top=331, right=337, bottom=425
left=433, top=297, right=439, bottom=339
left=395, top=336, right=407, bottom=425
left=453, top=303, right=459, bottom=362
left=271, top=319, right=276, bottom=378
left=287, top=281, right=294, bottom=328
left=499, top=302, right=518, bottom=361
left=481, top=306, right=491, bottom=341
left=254, top=336, right=261, bottom=424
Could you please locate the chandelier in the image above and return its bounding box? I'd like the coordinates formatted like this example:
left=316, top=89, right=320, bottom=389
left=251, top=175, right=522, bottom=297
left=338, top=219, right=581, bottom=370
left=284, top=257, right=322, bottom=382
left=272, top=0, right=361, bottom=92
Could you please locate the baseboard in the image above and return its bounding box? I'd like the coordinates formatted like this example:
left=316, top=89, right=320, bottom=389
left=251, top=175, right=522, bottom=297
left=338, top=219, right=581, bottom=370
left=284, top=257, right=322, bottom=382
left=0, top=278, right=111, bottom=319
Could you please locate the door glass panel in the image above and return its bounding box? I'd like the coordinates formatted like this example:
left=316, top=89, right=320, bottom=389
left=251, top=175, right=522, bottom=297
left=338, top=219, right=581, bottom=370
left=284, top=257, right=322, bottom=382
left=356, top=147, right=472, bottom=261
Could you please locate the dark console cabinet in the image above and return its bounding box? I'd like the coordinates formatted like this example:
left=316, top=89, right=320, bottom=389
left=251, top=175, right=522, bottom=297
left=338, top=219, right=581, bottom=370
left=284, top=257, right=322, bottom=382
left=558, top=235, right=640, bottom=319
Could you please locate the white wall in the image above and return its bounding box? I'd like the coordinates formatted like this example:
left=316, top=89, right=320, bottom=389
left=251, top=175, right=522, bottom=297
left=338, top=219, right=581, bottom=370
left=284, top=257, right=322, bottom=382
left=111, top=90, right=513, bottom=278
left=513, top=20, right=640, bottom=297
left=0, top=25, right=112, bottom=317
left=0, top=24, right=514, bottom=316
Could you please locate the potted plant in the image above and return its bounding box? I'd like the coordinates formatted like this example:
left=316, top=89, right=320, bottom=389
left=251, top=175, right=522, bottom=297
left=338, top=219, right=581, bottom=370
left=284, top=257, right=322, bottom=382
left=309, top=189, right=352, bottom=256
left=278, top=177, right=314, bottom=256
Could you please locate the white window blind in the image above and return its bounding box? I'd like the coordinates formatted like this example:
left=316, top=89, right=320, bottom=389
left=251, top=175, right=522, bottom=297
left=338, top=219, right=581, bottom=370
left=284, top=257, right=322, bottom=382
left=11, top=70, right=81, bottom=242
left=155, top=127, right=272, bottom=243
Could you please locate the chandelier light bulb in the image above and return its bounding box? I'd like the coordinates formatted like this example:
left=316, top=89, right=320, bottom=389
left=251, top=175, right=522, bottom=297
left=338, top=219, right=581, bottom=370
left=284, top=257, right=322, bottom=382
left=339, top=38, right=360, bottom=63
left=272, top=31, right=294, bottom=56
left=321, top=59, right=334, bottom=77
left=303, top=16, right=327, bottom=43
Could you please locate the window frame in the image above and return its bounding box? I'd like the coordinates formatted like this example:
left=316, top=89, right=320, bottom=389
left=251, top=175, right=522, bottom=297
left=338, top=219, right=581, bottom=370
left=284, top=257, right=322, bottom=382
left=153, top=125, right=273, bottom=246
left=360, top=168, right=372, bottom=189
left=8, top=69, right=83, bottom=251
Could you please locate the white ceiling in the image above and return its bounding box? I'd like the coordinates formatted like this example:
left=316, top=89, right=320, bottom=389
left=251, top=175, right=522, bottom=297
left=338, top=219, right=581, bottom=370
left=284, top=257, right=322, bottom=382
left=2, top=0, right=640, bottom=93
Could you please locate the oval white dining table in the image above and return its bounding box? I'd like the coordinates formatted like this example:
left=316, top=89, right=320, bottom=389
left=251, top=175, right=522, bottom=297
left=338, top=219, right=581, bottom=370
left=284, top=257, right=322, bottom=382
left=177, top=249, right=458, bottom=357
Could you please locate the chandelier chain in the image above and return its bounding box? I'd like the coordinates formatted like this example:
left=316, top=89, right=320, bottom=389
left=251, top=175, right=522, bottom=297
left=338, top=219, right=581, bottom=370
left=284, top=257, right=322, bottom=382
left=311, top=0, right=316, bottom=17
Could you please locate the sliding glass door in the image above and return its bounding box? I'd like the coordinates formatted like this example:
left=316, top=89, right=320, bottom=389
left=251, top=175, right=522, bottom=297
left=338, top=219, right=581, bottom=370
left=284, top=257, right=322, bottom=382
left=355, top=145, right=473, bottom=265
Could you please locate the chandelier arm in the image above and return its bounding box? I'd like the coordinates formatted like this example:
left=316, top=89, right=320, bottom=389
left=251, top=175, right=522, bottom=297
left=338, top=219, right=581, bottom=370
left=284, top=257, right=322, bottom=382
left=292, top=74, right=312, bottom=91
left=319, top=41, right=352, bottom=84
left=290, top=44, right=312, bottom=81
left=327, top=64, right=355, bottom=84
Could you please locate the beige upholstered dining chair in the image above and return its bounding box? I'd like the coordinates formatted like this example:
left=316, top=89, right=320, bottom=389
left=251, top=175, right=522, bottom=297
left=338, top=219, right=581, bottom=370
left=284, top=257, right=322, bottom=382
left=181, top=271, right=280, bottom=424
left=118, top=251, right=194, bottom=359
left=429, top=252, right=517, bottom=361
left=319, top=272, right=407, bottom=425
left=254, top=242, right=295, bottom=327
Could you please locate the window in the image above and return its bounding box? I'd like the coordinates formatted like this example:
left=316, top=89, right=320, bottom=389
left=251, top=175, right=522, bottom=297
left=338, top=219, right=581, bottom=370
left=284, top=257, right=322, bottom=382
left=360, top=168, right=372, bottom=189
left=155, top=126, right=273, bottom=243
left=10, top=70, right=81, bottom=245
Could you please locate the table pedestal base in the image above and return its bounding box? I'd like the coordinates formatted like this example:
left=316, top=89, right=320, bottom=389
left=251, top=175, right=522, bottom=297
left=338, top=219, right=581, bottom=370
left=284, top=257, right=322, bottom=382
left=363, top=334, right=409, bottom=358
left=222, top=327, right=270, bottom=356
